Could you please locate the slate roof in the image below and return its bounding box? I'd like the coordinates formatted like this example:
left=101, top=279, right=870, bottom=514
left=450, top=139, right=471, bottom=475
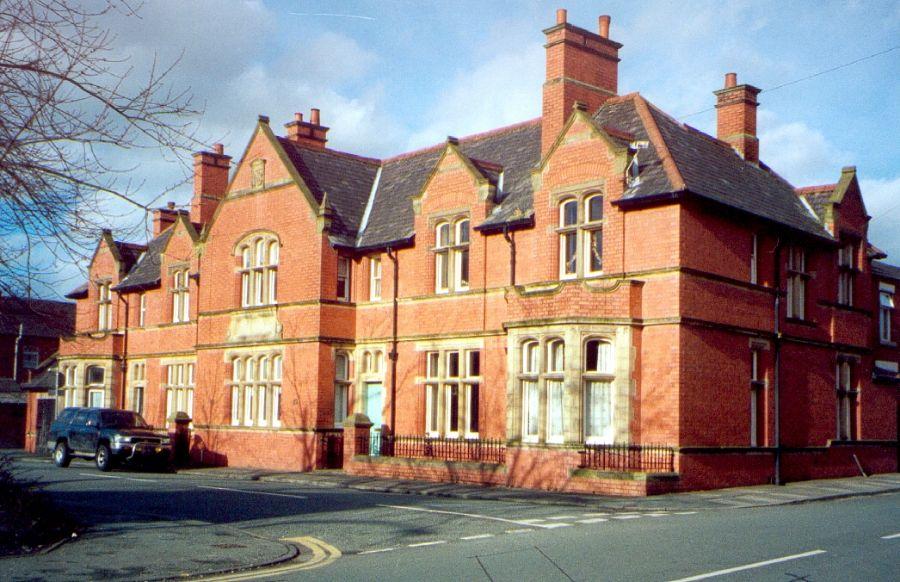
left=65, top=282, right=88, bottom=299
left=114, top=228, right=174, bottom=291
left=631, top=99, right=830, bottom=238
left=0, top=297, right=75, bottom=337
left=114, top=241, right=146, bottom=273
left=873, top=261, right=900, bottom=281
left=357, top=120, right=542, bottom=246
left=278, top=138, right=380, bottom=247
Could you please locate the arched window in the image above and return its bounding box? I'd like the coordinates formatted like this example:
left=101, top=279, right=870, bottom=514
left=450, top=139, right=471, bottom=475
left=455, top=219, right=470, bottom=290
left=584, top=338, right=615, bottom=444
left=558, top=193, right=604, bottom=279
left=373, top=351, right=384, bottom=374
left=272, top=355, right=282, bottom=427
left=584, top=194, right=603, bottom=275
left=435, top=222, right=451, bottom=293
left=230, top=353, right=282, bottom=428
left=362, top=351, right=372, bottom=374
left=97, top=282, right=112, bottom=330
left=237, top=234, right=279, bottom=307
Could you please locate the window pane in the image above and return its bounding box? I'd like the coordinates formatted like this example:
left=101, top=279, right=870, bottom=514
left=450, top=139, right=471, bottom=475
left=467, top=351, right=480, bottom=377
left=268, top=241, right=279, bottom=265
left=548, top=340, right=564, bottom=373
left=585, top=381, right=613, bottom=442
left=255, top=239, right=265, bottom=264
left=231, top=386, right=240, bottom=425
left=523, top=341, right=538, bottom=374
left=588, top=229, right=602, bottom=272
left=563, top=232, right=577, bottom=274
left=458, top=248, right=469, bottom=288
left=268, top=269, right=277, bottom=304
left=437, top=223, right=450, bottom=247
left=547, top=379, right=564, bottom=440
left=468, top=383, right=479, bottom=434
left=561, top=200, right=577, bottom=227
left=448, top=384, right=459, bottom=432
left=273, top=356, right=282, bottom=380
left=232, top=359, right=242, bottom=382
left=881, top=292, right=894, bottom=308
left=242, top=247, right=251, bottom=269
left=427, top=352, right=439, bottom=378
left=587, top=195, right=603, bottom=222
left=457, top=220, right=470, bottom=245
left=374, top=351, right=383, bottom=373
left=260, top=357, right=269, bottom=380
left=523, top=380, right=539, bottom=437
left=426, top=384, right=439, bottom=434
left=447, top=352, right=460, bottom=378
left=335, top=354, right=348, bottom=380
left=436, top=252, right=449, bottom=291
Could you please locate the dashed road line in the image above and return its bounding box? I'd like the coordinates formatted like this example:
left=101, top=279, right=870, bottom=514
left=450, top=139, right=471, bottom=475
left=612, top=514, right=641, bottom=520
left=577, top=518, right=608, bottom=524
left=517, top=518, right=547, bottom=524
left=505, top=528, right=534, bottom=534
left=881, top=532, right=900, bottom=540
left=546, top=515, right=577, bottom=520
left=378, top=504, right=557, bottom=529
left=582, top=512, right=608, bottom=517
left=543, top=523, right=572, bottom=529
left=673, top=511, right=697, bottom=515
left=358, top=548, right=397, bottom=555
left=645, top=513, right=669, bottom=517
left=408, top=541, right=446, bottom=548
left=461, top=534, right=495, bottom=540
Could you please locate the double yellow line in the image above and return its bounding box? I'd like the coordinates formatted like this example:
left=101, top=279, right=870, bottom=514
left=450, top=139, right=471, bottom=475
left=200, top=536, right=342, bottom=581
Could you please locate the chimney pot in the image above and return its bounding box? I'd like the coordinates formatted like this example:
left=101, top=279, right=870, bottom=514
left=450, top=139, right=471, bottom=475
left=310, top=108, right=321, bottom=125
left=725, top=72, right=737, bottom=88
left=556, top=8, right=567, bottom=24
left=258, top=114, right=270, bottom=124
left=213, top=143, right=224, bottom=155
left=447, top=136, right=459, bottom=145
left=598, top=15, right=611, bottom=38
left=167, top=201, right=176, bottom=210
left=294, top=112, right=303, bottom=122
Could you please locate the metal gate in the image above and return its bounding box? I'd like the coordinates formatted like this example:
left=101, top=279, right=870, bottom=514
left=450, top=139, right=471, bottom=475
left=35, top=398, right=56, bottom=453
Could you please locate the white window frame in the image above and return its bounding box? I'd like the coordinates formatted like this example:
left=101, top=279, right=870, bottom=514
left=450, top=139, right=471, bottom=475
left=433, top=219, right=470, bottom=294
left=750, top=233, right=758, bottom=284
left=172, top=269, right=190, bottom=323
left=369, top=257, right=382, bottom=301
left=583, top=338, right=615, bottom=445
left=165, top=362, right=194, bottom=421
left=786, top=246, right=807, bottom=320
left=583, top=194, right=604, bottom=276
left=334, top=352, right=350, bottom=428
left=520, top=340, right=541, bottom=442
left=230, top=354, right=282, bottom=428
left=558, top=199, right=578, bottom=280
left=880, top=288, right=894, bottom=344
left=138, top=293, right=147, bottom=327
left=558, top=193, right=604, bottom=280
left=130, top=362, right=146, bottom=414
left=423, top=348, right=481, bottom=438
left=238, top=236, right=279, bottom=308
left=337, top=256, right=351, bottom=302
left=98, top=282, right=112, bottom=330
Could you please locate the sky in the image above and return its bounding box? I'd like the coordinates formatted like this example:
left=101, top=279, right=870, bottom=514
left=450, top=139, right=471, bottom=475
left=37, top=0, right=900, bottom=297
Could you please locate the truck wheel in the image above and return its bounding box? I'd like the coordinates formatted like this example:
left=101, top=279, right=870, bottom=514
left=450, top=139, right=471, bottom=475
left=53, top=442, right=71, bottom=468
left=95, top=444, right=113, bottom=472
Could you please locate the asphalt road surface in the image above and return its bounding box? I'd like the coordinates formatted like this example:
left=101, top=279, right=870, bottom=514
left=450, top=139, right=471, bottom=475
left=5, top=457, right=899, bottom=581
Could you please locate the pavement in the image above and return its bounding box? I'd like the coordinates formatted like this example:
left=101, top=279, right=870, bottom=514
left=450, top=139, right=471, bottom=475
left=2, top=449, right=899, bottom=581
left=180, top=465, right=900, bottom=512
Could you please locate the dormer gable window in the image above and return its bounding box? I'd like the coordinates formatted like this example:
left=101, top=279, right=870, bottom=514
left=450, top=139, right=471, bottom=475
left=171, top=268, right=190, bottom=323
left=837, top=242, right=855, bottom=306
left=97, top=282, right=112, bottom=331
left=558, top=193, right=604, bottom=279
left=433, top=218, right=470, bottom=294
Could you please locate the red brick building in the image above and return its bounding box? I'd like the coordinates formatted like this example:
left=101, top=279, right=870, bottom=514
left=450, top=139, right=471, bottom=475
left=42, top=11, right=898, bottom=494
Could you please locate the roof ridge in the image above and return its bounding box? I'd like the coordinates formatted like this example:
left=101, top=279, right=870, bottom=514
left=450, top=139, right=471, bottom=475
left=632, top=94, right=686, bottom=191
left=796, top=183, right=837, bottom=194
left=277, top=137, right=382, bottom=166
left=384, top=118, right=541, bottom=163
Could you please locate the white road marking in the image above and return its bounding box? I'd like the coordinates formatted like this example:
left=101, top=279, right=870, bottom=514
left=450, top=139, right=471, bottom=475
left=505, top=529, right=533, bottom=534
left=645, top=513, right=669, bottom=517
left=461, top=534, right=495, bottom=540
left=196, top=485, right=307, bottom=499
left=582, top=512, right=608, bottom=517
left=78, top=472, right=156, bottom=483
left=408, top=540, right=446, bottom=548
left=546, top=515, right=577, bottom=520
left=358, top=548, right=396, bottom=554
left=517, top=518, right=547, bottom=523
left=378, top=504, right=557, bottom=529
left=577, top=518, right=608, bottom=524
left=673, top=511, right=697, bottom=515
left=612, top=515, right=641, bottom=520
left=667, top=549, right=826, bottom=582
left=881, top=533, right=900, bottom=540
left=762, top=491, right=808, bottom=499
left=542, top=523, right=572, bottom=529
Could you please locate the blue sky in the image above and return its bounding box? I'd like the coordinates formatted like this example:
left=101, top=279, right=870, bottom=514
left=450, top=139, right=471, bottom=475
left=39, top=0, right=900, bottom=296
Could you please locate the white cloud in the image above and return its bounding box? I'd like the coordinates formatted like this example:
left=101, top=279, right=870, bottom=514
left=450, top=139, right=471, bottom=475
left=406, top=42, right=543, bottom=149
left=758, top=109, right=851, bottom=186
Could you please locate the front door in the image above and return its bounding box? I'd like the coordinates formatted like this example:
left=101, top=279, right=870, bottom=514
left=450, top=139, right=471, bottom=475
left=365, top=382, right=383, bottom=455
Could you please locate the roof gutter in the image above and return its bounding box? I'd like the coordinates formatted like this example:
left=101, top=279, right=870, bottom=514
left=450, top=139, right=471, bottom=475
left=473, top=215, right=534, bottom=234
left=346, top=235, right=416, bottom=254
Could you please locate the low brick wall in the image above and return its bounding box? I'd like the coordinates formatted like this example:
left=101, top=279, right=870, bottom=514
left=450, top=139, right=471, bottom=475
left=189, top=426, right=319, bottom=471
left=345, top=455, right=507, bottom=485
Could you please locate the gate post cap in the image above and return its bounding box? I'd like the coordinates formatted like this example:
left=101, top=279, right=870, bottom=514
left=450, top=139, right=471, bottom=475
left=345, top=412, right=373, bottom=428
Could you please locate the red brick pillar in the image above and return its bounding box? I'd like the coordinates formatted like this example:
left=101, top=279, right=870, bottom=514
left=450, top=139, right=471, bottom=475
left=342, top=413, right=372, bottom=469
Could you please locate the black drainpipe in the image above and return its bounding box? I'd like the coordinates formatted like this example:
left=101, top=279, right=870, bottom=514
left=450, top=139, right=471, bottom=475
left=773, top=237, right=784, bottom=485
left=386, top=247, right=399, bottom=432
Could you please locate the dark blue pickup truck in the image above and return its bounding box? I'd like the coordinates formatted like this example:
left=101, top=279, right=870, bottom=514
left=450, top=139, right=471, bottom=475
left=47, top=407, right=172, bottom=471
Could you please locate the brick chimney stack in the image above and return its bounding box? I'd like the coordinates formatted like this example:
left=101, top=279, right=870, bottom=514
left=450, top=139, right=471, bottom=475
left=153, top=201, right=179, bottom=236
left=541, top=9, right=622, bottom=155
left=190, top=143, right=232, bottom=226
left=714, top=72, right=761, bottom=164
left=285, top=108, right=329, bottom=150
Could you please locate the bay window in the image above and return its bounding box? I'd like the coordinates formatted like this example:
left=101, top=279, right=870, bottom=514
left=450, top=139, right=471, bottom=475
left=423, top=348, right=481, bottom=437
left=584, top=339, right=614, bottom=444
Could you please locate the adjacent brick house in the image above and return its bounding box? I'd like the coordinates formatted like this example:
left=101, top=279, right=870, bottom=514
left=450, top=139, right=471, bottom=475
left=1, top=296, right=74, bottom=448
left=45, top=10, right=898, bottom=494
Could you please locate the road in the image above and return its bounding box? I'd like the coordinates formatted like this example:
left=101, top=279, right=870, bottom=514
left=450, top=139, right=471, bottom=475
left=4, top=456, right=899, bottom=581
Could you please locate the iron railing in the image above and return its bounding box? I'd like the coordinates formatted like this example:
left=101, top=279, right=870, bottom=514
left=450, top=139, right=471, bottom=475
left=579, top=443, right=675, bottom=473
left=360, top=433, right=506, bottom=464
